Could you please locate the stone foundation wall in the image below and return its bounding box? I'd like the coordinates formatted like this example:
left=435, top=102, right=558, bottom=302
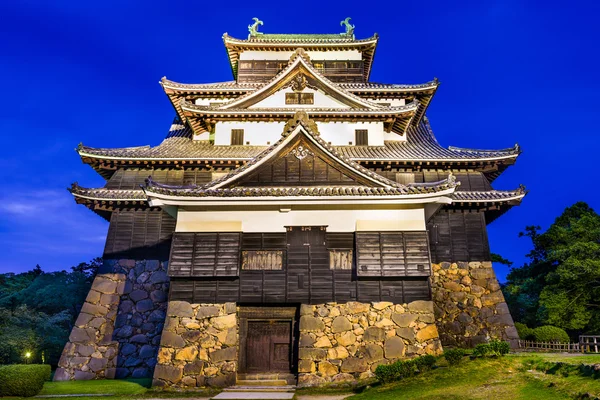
left=153, top=301, right=238, bottom=388
left=430, top=261, right=519, bottom=347
left=54, top=273, right=126, bottom=381
left=54, top=259, right=170, bottom=381
left=298, top=301, right=442, bottom=387
left=110, top=259, right=170, bottom=378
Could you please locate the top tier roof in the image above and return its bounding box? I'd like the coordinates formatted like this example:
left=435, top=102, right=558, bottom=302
left=223, top=18, right=378, bottom=80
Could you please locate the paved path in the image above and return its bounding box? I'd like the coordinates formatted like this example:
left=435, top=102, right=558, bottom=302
left=212, top=393, right=294, bottom=399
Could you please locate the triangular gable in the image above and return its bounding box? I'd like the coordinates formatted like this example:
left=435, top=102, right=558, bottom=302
left=206, top=112, right=404, bottom=190
left=219, top=49, right=384, bottom=110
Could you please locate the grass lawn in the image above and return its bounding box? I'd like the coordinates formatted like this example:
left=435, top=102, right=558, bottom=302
left=345, top=354, right=600, bottom=400
left=36, top=379, right=217, bottom=400
left=26, top=353, right=600, bottom=400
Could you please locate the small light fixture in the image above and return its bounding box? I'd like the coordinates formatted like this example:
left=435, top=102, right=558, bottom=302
left=25, top=352, right=31, bottom=364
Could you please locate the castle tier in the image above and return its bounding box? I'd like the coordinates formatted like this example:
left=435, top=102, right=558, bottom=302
left=58, top=19, right=524, bottom=388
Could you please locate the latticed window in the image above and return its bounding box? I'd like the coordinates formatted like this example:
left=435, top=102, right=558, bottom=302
left=285, top=92, right=314, bottom=105
left=231, top=129, right=244, bottom=145
left=355, top=129, right=368, bottom=146
left=242, top=250, right=283, bottom=270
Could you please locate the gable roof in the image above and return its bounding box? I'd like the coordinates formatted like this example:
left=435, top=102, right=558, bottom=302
left=217, top=49, right=384, bottom=110
left=222, top=33, right=379, bottom=81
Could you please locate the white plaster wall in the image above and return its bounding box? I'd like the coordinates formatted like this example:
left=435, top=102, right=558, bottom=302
left=213, top=121, right=391, bottom=146
left=195, top=98, right=229, bottom=106
left=214, top=121, right=286, bottom=145
left=239, top=50, right=362, bottom=61
left=176, top=208, right=426, bottom=233
left=250, top=88, right=350, bottom=109
left=318, top=121, right=385, bottom=146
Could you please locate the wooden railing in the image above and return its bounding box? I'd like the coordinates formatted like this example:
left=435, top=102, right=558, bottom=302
left=518, top=336, right=600, bottom=353
left=580, top=336, right=600, bottom=353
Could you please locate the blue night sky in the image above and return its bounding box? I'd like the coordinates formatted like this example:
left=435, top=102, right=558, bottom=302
left=0, top=1, right=598, bottom=280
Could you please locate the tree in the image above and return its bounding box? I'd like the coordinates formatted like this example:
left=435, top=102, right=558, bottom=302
left=503, top=202, right=600, bottom=334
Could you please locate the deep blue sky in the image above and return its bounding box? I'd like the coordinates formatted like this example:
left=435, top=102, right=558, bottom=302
left=0, top=1, right=598, bottom=280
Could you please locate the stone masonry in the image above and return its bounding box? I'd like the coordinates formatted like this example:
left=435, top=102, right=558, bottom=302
left=430, top=261, right=519, bottom=348
left=153, top=302, right=238, bottom=388
left=54, top=273, right=126, bottom=381
left=297, top=301, right=442, bottom=387
left=54, top=259, right=170, bottom=381
left=110, top=259, right=170, bottom=378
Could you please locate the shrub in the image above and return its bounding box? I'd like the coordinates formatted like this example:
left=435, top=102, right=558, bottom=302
left=444, top=348, right=466, bottom=365
left=414, top=354, right=437, bottom=372
left=515, top=322, right=534, bottom=340
left=0, top=364, right=51, bottom=397
left=489, top=339, right=510, bottom=355
left=374, top=355, right=437, bottom=383
left=532, top=326, right=570, bottom=343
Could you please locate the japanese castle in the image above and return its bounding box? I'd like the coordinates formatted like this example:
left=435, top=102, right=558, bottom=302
left=57, top=19, right=525, bottom=388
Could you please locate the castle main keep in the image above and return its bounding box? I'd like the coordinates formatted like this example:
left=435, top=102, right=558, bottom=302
left=56, top=19, right=524, bottom=388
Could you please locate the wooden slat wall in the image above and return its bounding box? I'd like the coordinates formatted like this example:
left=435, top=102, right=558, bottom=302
left=169, top=230, right=431, bottom=304
left=103, top=209, right=175, bottom=261
left=168, top=232, right=241, bottom=277
left=427, top=210, right=491, bottom=263
left=105, top=168, right=212, bottom=189
left=356, top=232, right=431, bottom=277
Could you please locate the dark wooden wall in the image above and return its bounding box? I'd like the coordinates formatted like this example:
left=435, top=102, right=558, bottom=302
left=427, top=210, right=490, bottom=263
left=103, top=209, right=176, bottom=261
left=105, top=168, right=213, bottom=189
left=168, top=228, right=431, bottom=305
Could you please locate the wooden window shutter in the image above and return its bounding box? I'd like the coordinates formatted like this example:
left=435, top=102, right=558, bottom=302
left=355, top=231, right=431, bottom=277
left=355, top=130, right=368, bottom=146
left=168, top=232, right=241, bottom=277
left=231, top=129, right=244, bottom=145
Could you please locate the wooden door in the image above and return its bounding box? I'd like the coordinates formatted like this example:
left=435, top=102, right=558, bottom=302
left=245, top=321, right=291, bottom=373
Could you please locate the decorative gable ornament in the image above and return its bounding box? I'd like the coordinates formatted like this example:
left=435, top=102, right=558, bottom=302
left=290, top=75, right=308, bottom=92
left=291, top=145, right=313, bottom=160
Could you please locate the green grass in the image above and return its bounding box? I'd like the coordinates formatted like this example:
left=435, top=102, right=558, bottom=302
left=346, top=355, right=600, bottom=400
left=35, top=379, right=217, bottom=400
left=514, top=352, right=600, bottom=365
left=39, top=379, right=151, bottom=396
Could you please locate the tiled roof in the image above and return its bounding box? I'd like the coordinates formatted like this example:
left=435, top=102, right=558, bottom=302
left=223, top=33, right=378, bottom=45
left=69, top=184, right=146, bottom=201
left=453, top=186, right=526, bottom=203
left=160, top=78, right=438, bottom=93
left=78, top=120, right=520, bottom=163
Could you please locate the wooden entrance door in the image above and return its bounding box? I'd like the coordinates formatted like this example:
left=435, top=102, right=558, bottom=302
left=245, top=320, right=291, bottom=373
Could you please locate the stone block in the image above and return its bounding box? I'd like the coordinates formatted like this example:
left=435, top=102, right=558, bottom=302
left=81, top=302, right=108, bottom=316
left=298, top=374, right=326, bottom=387
left=74, top=370, right=96, bottom=380
left=211, top=314, right=237, bottom=330
left=196, top=306, right=220, bottom=319
left=327, top=346, right=349, bottom=360
left=299, top=348, right=327, bottom=361
left=407, top=300, right=434, bottom=313
left=175, top=346, right=199, bottom=361
left=375, top=318, right=395, bottom=328
left=363, top=327, right=385, bottom=341
left=130, top=334, right=149, bottom=344
left=471, top=268, right=495, bottom=280
left=154, top=364, right=183, bottom=383
left=136, top=299, right=154, bottom=313
left=300, top=334, right=315, bottom=347
left=150, top=271, right=169, bottom=284
left=74, top=313, right=94, bottom=328
left=341, top=357, right=367, bottom=373
left=300, top=315, right=325, bottom=332
left=363, top=343, right=383, bottom=362
left=129, top=290, right=149, bottom=302
left=331, top=373, right=355, bottom=384
left=482, top=291, right=505, bottom=307
left=314, top=336, right=332, bottom=348
left=298, top=359, right=315, bottom=373
left=69, top=327, right=92, bottom=343
left=392, top=313, right=417, bottom=327
left=384, top=337, right=405, bottom=359
left=372, top=301, right=393, bottom=310
left=300, top=304, right=314, bottom=316
left=210, top=346, right=237, bottom=362
left=89, top=357, right=108, bottom=372
left=318, top=361, right=338, bottom=377
left=150, top=290, right=167, bottom=303
left=416, top=325, right=439, bottom=342
left=132, top=367, right=150, bottom=379
left=121, top=343, right=137, bottom=356
left=77, top=344, right=95, bottom=357
left=92, top=277, right=118, bottom=294
left=161, top=331, right=186, bottom=348
left=53, top=368, right=69, bottom=381
left=346, top=302, right=370, bottom=314
left=85, top=290, right=101, bottom=304
left=395, top=327, right=415, bottom=343
left=183, top=360, right=205, bottom=375
left=148, top=310, right=166, bottom=323
left=336, top=331, right=356, bottom=346
left=331, top=316, right=352, bottom=333
left=167, top=301, right=194, bottom=317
